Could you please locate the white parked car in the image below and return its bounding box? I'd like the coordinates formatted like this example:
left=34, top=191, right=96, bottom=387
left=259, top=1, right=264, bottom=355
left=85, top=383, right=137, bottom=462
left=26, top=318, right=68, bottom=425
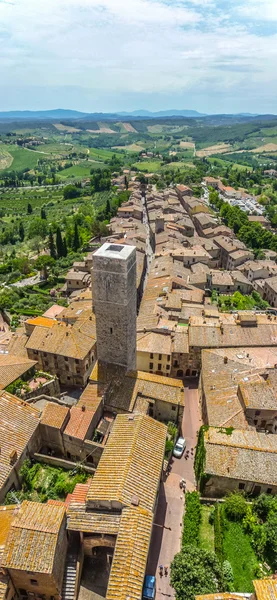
left=173, top=437, right=186, bottom=458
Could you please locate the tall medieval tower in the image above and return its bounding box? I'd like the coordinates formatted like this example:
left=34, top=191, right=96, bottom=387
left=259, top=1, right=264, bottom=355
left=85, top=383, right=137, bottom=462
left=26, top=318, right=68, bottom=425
left=92, top=243, right=137, bottom=371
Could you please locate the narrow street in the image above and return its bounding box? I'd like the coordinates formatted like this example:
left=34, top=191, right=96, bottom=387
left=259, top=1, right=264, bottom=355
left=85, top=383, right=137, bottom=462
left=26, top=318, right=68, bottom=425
left=147, top=381, right=202, bottom=598
left=141, top=189, right=153, bottom=295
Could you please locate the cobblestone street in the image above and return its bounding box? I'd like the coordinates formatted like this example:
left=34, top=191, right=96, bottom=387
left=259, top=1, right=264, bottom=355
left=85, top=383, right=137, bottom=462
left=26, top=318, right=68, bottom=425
left=147, top=380, right=202, bottom=598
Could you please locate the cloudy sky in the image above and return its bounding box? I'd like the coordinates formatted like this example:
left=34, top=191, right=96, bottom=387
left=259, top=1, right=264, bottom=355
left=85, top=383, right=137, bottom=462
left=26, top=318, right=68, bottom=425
left=0, top=0, right=277, bottom=114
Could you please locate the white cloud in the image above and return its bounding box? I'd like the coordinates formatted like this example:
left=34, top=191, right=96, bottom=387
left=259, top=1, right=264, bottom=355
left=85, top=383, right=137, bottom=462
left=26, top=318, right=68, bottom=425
left=238, top=0, right=277, bottom=20
left=0, top=0, right=277, bottom=111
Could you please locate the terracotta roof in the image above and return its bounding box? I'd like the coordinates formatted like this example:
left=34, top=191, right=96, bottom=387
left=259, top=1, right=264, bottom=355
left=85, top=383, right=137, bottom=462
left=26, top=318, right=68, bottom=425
left=173, top=330, right=189, bottom=354
left=42, top=304, right=65, bottom=319
left=2, top=501, right=65, bottom=573
left=105, top=368, right=184, bottom=413
left=67, top=504, right=121, bottom=534
left=239, top=374, right=277, bottom=411
left=189, top=319, right=277, bottom=349
left=67, top=482, right=120, bottom=534
left=200, top=347, right=277, bottom=429
left=40, top=403, right=69, bottom=429
left=26, top=316, right=57, bottom=328
left=0, top=353, right=37, bottom=389
left=77, top=383, right=103, bottom=411
left=86, top=414, right=167, bottom=513
left=205, top=427, right=277, bottom=485
left=253, top=577, right=277, bottom=600
left=0, top=391, right=40, bottom=489
left=137, top=332, right=172, bottom=355
left=26, top=320, right=96, bottom=360
left=64, top=406, right=95, bottom=440
left=106, top=506, right=153, bottom=600
left=0, top=505, right=19, bottom=548
left=0, top=583, right=9, bottom=600
left=65, top=270, right=90, bottom=282
left=68, top=481, right=92, bottom=504
left=210, top=271, right=234, bottom=287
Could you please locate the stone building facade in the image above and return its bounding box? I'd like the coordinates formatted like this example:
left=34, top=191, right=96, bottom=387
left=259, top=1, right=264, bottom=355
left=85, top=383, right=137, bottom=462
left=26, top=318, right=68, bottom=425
left=93, top=243, right=137, bottom=371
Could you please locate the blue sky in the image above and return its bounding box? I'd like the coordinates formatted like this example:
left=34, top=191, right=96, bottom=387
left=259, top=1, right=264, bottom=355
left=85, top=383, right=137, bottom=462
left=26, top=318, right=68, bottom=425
left=0, top=0, right=277, bottom=114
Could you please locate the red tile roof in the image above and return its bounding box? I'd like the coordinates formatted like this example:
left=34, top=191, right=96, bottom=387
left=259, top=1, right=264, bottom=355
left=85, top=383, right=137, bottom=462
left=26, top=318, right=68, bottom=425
left=64, top=406, right=95, bottom=440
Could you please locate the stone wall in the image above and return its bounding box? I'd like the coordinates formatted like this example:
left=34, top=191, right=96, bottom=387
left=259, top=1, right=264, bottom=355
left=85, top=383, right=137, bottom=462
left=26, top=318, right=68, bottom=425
left=203, top=474, right=277, bottom=498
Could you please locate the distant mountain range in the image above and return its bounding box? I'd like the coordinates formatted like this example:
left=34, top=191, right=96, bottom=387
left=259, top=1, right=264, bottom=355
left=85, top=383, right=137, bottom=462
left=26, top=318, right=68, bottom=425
left=0, top=109, right=91, bottom=120
left=118, top=109, right=207, bottom=117
left=0, top=108, right=274, bottom=121
left=0, top=108, right=206, bottom=120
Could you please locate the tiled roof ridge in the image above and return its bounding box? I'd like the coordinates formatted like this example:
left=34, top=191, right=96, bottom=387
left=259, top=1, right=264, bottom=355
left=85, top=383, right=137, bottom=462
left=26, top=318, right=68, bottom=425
left=219, top=408, right=244, bottom=427
left=119, top=416, right=142, bottom=506
left=206, top=428, right=277, bottom=453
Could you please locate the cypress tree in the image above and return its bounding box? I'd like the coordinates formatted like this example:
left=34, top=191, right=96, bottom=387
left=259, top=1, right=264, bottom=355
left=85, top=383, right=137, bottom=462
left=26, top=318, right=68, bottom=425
left=19, top=222, right=25, bottom=242
left=105, top=198, right=111, bottom=218
left=27, top=203, right=33, bottom=214
left=41, top=207, right=47, bottom=220
left=49, top=229, right=57, bottom=260
left=63, top=237, right=68, bottom=257
left=56, top=226, right=64, bottom=258
left=73, top=222, right=80, bottom=251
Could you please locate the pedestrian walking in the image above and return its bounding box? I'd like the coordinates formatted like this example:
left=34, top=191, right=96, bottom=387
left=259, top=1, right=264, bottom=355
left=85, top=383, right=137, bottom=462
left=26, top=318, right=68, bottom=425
left=159, top=565, right=164, bottom=577
left=164, top=566, right=169, bottom=577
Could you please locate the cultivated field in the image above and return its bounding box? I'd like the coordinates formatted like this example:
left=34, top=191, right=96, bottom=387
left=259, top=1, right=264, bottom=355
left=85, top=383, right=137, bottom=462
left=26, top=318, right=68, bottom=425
left=0, top=144, right=40, bottom=171
left=0, top=149, right=13, bottom=170
left=54, top=123, right=81, bottom=133
left=251, top=143, right=277, bottom=153
left=196, top=143, right=233, bottom=157
left=180, top=141, right=195, bottom=149
left=121, top=122, right=137, bottom=133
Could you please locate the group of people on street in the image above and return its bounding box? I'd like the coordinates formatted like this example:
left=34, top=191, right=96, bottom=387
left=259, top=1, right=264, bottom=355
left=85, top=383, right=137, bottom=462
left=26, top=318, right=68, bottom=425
left=159, top=565, right=169, bottom=577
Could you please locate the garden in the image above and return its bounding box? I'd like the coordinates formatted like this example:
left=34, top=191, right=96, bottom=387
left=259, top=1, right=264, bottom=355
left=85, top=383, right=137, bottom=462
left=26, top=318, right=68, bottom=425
left=5, top=459, right=89, bottom=505
left=211, top=290, right=269, bottom=312
left=170, top=492, right=277, bottom=600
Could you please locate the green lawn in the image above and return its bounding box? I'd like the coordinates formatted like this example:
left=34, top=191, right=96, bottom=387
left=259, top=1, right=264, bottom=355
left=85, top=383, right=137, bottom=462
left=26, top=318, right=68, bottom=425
left=59, top=162, right=102, bottom=178
left=89, top=147, right=122, bottom=160
left=161, top=161, right=195, bottom=170
left=200, top=506, right=215, bottom=552
left=222, top=518, right=258, bottom=592
left=132, top=160, right=162, bottom=172
left=207, top=157, right=253, bottom=172
left=0, top=144, right=40, bottom=172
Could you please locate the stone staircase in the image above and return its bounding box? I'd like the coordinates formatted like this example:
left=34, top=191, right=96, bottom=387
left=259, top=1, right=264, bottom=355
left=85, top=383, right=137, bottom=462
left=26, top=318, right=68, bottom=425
left=62, top=534, right=80, bottom=600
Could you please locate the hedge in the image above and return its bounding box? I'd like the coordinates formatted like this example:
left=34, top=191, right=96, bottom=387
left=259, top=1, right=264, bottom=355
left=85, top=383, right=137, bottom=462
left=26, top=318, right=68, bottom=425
left=194, top=426, right=209, bottom=489
left=182, top=491, right=202, bottom=548
left=214, top=503, right=224, bottom=563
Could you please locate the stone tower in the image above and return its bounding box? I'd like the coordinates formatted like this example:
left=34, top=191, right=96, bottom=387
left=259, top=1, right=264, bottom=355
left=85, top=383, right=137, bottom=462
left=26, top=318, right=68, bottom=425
left=92, top=242, right=137, bottom=371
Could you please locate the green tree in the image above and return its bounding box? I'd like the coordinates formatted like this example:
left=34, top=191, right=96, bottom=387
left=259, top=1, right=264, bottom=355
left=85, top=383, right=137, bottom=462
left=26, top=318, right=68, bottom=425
left=224, top=493, right=248, bottom=521
left=27, top=203, right=33, bottom=214
left=253, top=493, right=277, bottom=521
left=28, top=218, right=48, bottom=240
left=49, top=229, right=57, bottom=260
left=265, top=512, right=277, bottom=568
left=41, top=207, right=47, bottom=220
left=35, top=255, right=55, bottom=280
left=72, top=222, right=80, bottom=251
left=56, top=226, right=64, bottom=258
left=170, top=546, right=223, bottom=600
left=19, top=222, right=25, bottom=242
left=63, top=184, right=81, bottom=200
